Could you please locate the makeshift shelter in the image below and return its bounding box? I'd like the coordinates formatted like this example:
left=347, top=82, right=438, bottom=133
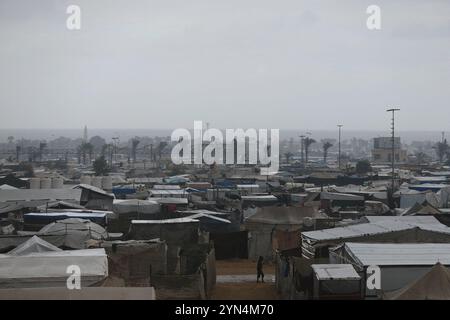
left=311, top=264, right=362, bottom=300
left=245, top=206, right=326, bottom=260
left=330, top=242, right=450, bottom=297
left=24, top=212, right=107, bottom=231
left=38, top=218, right=108, bottom=249
left=0, top=247, right=108, bottom=288
left=384, top=263, right=450, bottom=300
left=113, top=199, right=160, bottom=215
left=130, top=218, right=200, bottom=246
left=101, top=239, right=168, bottom=286
left=73, top=184, right=114, bottom=210
left=0, top=189, right=82, bottom=208
left=7, top=235, right=61, bottom=255
left=301, top=217, right=450, bottom=259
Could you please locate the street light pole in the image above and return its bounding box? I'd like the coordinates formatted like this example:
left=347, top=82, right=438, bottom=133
left=387, top=108, right=400, bottom=193
left=299, top=135, right=305, bottom=167
left=337, top=125, right=343, bottom=169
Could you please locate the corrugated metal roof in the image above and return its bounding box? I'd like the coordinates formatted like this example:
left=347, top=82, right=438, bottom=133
left=303, top=217, right=450, bottom=242
left=312, top=264, right=361, bottom=280
left=363, top=216, right=441, bottom=225
left=302, top=220, right=415, bottom=242
left=320, top=192, right=365, bottom=201
left=344, top=242, right=450, bottom=266
left=131, top=218, right=198, bottom=224
left=149, top=190, right=187, bottom=195
left=73, top=184, right=114, bottom=198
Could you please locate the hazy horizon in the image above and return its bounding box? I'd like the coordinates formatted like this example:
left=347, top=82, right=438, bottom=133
left=1, top=128, right=448, bottom=143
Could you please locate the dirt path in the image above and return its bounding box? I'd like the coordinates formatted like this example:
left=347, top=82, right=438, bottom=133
left=211, top=259, right=279, bottom=300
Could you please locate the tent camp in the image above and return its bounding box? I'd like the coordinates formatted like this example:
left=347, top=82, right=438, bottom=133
left=38, top=218, right=108, bottom=249
left=0, top=241, right=108, bottom=288
left=384, top=263, right=450, bottom=300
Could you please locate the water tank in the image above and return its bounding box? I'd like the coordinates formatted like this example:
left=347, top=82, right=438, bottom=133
left=52, top=177, right=64, bottom=189
left=92, top=176, right=103, bottom=189
left=30, top=178, right=41, bottom=189
left=80, top=176, right=92, bottom=185
left=40, top=178, right=52, bottom=189
left=102, top=176, right=113, bottom=190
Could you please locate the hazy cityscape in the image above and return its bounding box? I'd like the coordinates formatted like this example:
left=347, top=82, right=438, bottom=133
left=1, top=0, right=450, bottom=308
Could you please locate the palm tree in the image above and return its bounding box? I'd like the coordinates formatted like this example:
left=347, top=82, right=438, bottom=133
left=435, top=140, right=449, bottom=163
left=284, top=152, right=293, bottom=164
left=322, top=141, right=333, bottom=164
left=85, top=143, right=94, bottom=163
left=131, top=138, right=140, bottom=163
left=304, top=137, right=316, bottom=164
left=156, top=141, right=168, bottom=160
left=415, top=151, right=427, bottom=165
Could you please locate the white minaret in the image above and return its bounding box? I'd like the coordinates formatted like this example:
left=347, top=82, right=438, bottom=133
left=83, top=125, right=88, bottom=142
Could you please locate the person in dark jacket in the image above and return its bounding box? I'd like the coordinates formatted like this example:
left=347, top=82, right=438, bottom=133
left=257, top=256, right=264, bottom=283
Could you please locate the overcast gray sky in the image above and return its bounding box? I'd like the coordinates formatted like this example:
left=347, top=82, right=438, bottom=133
left=0, top=0, right=449, bottom=131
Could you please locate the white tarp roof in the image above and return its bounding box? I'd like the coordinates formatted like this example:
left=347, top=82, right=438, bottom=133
left=74, top=184, right=114, bottom=198
left=241, top=195, right=278, bottom=201
left=312, top=264, right=361, bottom=281
left=0, top=248, right=108, bottom=281
left=149, top=189, right=187, bottom=196
left=303, top=217, right=450, bottom=243
left=320, top=192, right=365, bottom=201
left=0, top=189, right=81, bottom=203
left=152, top=185, right=181, bottom=190
left=0, top=184, right=18, bottom=190
left=38, top=218, right=108, bottom=249
left=7, top=236, right=61, bottom=255
left=362, top=216, right=442, bottom=226
left=132, top=218, right=198, bottom=224
left=302, top=220, right=415, bottom=242
left=113, top=199, right=160, bottom=214
left=184, top=213, right=231, bottom=224
left=341, top=243, right=450, bottom=267
left=148, top=197, right=188, bottom=205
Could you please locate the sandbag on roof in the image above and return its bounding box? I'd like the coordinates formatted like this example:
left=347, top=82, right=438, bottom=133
left=384, top=263, right=450, bottom=300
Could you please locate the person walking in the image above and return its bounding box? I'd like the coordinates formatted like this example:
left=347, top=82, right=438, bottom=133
left=257, top=256, right=265, bottom=283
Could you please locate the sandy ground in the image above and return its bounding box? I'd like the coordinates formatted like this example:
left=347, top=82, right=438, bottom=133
left=215, top=259, right=275, bottom=275
left=211, top=259, right=279, bottom=300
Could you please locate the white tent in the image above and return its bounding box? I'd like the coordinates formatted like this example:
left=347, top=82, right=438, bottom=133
left=38, top=218, right=108, bottom=249
left=113, top=199, right=160, bottom=215
left=0, top=248, right=108, bottom=288
left=8, top=235, right=62, bottom=255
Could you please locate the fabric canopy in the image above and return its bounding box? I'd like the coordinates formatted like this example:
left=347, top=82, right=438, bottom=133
left=384, top=263, right=450, bottom=300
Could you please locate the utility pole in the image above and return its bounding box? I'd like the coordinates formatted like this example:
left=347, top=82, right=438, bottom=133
left=387, top=108, right=400, bottom=195
left=112, top=137, right=119, bottom=164
left=299, top=135, right=305, bottom=167
left=337, top=124, right=343, bottom=169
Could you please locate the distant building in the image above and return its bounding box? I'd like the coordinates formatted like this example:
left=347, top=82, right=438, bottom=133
left=371, top=137, right=407, bottom=164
